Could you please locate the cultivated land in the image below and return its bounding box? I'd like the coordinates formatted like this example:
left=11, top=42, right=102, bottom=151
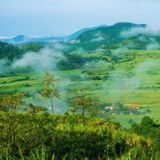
left=1, top=48, right=160, bottom=127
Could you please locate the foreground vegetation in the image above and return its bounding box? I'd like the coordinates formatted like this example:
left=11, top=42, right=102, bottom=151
left=0, top=111, right=160, bottom=160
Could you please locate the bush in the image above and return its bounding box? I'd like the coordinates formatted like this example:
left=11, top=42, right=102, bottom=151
left=0, top=113, right=151, bottom=159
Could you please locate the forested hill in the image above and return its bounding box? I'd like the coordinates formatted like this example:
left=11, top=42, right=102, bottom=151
left=76, top=22, right=145, bottom=44
left=0, top=41, right=22, bottom=61
left=66, top=22, right=160, bottom=51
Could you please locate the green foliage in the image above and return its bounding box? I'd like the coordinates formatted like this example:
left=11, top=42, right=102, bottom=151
left=0, top=112, right=152, bottom=160
left=19, top=42, right=44, bottom=53
left=0, top=93, right=25, bottom=112
left=41, top=73, right=60, bottom=112
left=131, top=116, right=160, bottom=158
left=0, top=42, right=22, bottom=61
left=70, top=89, right=93, bottom=116
left=57, top=53, right=86, bottom=70
left=25, top=103, right=47, bottom=114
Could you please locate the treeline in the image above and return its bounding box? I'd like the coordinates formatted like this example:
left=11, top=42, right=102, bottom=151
left=0, top=41, right=45, bottom=62
left=0, top=112, right=155, bottom=160
left=0, top=42, right=22, bottom=61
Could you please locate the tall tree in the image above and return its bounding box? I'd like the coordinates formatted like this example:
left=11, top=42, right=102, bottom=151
left=41, top=73, right=60, bottom=113
left=71, top=89, right=93, bottom=116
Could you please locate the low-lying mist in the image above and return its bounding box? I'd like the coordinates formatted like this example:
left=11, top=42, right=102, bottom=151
left=12, top=47, right=65, bottom=73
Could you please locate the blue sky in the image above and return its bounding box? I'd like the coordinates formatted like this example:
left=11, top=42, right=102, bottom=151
left=0, top=0, right=160, bottom=36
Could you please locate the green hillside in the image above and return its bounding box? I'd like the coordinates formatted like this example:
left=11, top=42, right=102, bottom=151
left=1, top=23, right=160, bottom=128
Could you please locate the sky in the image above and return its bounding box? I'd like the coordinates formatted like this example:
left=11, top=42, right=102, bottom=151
left=0, top=0, right=160, bottom=36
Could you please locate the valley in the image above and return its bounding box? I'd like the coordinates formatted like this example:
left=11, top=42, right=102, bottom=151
left=1, top=24, right=160, bottom=127
left=2, top=0, right=160, bottom=158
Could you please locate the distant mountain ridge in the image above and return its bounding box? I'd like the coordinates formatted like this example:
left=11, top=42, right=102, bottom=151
left=0, top=35, right=66, bottom=44
left=0, top=22, right=146, bottom=44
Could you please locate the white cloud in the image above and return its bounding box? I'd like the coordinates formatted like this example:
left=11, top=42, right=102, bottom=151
left=12, top=47, right=64, bottom=72
left=121, top=25, right=160, bottom=38
left=0, top=36, right=14, bottom=39
left=92, top=36, right=104, bottom=42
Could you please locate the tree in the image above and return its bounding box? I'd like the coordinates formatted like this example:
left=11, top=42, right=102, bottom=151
left=41, top=73, right=60, bottom=113
left=0, top=93, right=25, bottom=112
left=71, top=89, right=93, bottom=116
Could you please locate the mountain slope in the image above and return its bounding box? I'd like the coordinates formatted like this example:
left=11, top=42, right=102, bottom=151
left=72, top=22, right=146, bottom=50
left=67, top=25, right=108, bottom=40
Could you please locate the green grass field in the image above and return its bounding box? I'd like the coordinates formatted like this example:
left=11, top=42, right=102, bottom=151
left=1, top=49, right=160, bottom=127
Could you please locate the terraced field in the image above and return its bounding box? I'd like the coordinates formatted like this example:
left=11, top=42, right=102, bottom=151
left=1, top=49, right=160, bottom=127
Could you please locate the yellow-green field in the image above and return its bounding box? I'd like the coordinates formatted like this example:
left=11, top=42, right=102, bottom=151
left=1, top=49, right=160, bottom=127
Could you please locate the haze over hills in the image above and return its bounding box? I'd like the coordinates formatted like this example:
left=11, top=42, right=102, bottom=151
left=0, top=35, right=66, bottom=44
left=0, top=22, right=146, bottom=44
